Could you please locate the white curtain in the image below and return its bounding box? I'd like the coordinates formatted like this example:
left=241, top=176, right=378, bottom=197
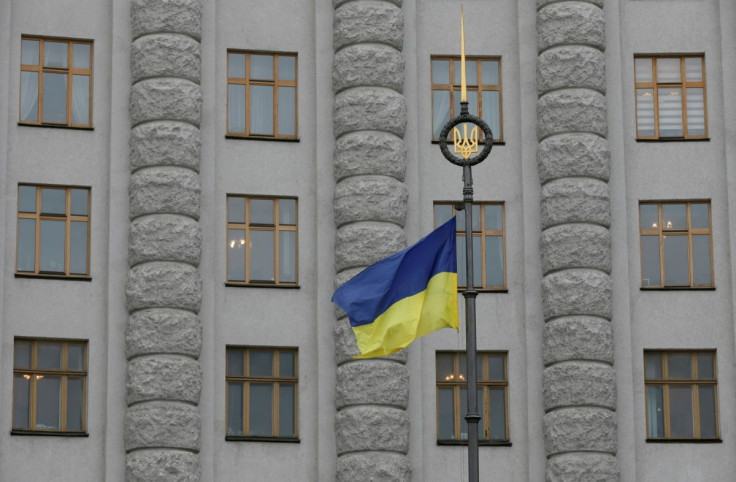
left=20, top=72, right=38, bottom=121
left=71, top=75, right=89, bottom=125
left=250, top=85, right=273, bottom=135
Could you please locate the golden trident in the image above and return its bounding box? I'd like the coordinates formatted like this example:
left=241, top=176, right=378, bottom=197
left=453, top=6, right=479, bottom=160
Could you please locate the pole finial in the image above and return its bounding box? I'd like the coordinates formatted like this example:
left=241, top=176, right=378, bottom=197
left=460, top=5, right=467, bottom=103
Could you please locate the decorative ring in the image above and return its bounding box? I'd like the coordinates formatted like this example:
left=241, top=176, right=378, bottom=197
left=438, top=113, right=494, bottom=167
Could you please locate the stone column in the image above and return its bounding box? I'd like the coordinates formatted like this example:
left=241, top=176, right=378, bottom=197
left=125, top=0, right=203, bottom=480
left=332, top=0, right=412, bottom=480
left=536, top=1, right=620, bottom=480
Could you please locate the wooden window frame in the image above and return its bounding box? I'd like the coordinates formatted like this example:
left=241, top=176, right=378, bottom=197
left=634, top=54, right=707, bottom=140
left=639, top=200, right=713, bottom=289
left=225, top=195, right=298, bottom=287
left=434, top=201, right=507, bottom=291
left=226, top=50, right=298, bottom=140
left=225, top=346, right=299, bottom=442
left=644, top=350, right=719, bottom=441
left=19, top=35, right=94, bottom=128
left=16, top=184, right=91, bottom=279
left=12, top=338, right=88, bottom=435
left=436, top=351, right=509, bottom=445
left=430, top=55, right=503, bottom=143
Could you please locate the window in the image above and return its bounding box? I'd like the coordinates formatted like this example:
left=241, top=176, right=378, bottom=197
left=226, top=195, right=297, bottom=286
left=13, top=339, right=87, bottom=434
left=645, top=350, right=718, bottom=440
left=227, top=51, right=297, bottom=139
left=226, top=347, right=298, bottom=441
left=16, top=185, right=91, bottom=278
left=431, top=56, right=502, bottom=142
left=20, top=36, right=93, bottom=127
left=634, top=54, right=707, bottom=139
left=434, top=202, right=506, bottom=290
left=436, top=351, right=508, bottom=444
left=639, top=201, right=712, bottom=288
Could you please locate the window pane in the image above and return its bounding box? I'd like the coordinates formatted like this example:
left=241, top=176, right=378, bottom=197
left=434, top=205, right=453, bottom=228
left=457, top=236, right=466, bottom=286
left=249, top=383, right=273, bottom=436
left=278, top=86, right=296, bottom=136
left=697, top=353, right=714, bottom=380
left=636, top=89, right=655, bottom=137
left=488, top=355, right=504, bottom=381
left=658, top=88, right=683, bottom=138
left=40, top=220, right=65, bottom=273
left=635, top=58, right=653, bottom=82
left=228, top=53, right=246, bottom=78
left=645, top=353, right=662, bottom=379
left=70, top=189, right=88, bottom=216
left=279, top=351, right=295, bottom=378
left=250, top=350, right=273, bottom=377
left=227, top=229, right=245, bottom=282
left=227, top=197, right=245, bottom=224
left=279, top=384, right=296, bottom=437
left=19, top=185, right=37, bottom=213
left=70, top=221, right=88, bottom=275
left=668, top=353, right=692, bottom=379
left=699, top=386, right=717, bottom=438
left=490, top=388, right=506, bottom=440
left=481, top=61, right=498, bottom=85
left=68, top=344, right=84, bottom=371
left=250, top=199, right=274, bottom=224
left=41, top=188, right=66, bottom=214
left=471, top=204, right=481, bottom=231
left=432, top=60, right=449, bottom=84
left=485, top=205, right=502, bottom=230
left=71, top=75, right=90, bottom=125
left=662, top=204, right=686, bottom=230
left=459, top=353, right=467, bottom=381
left=22, top=39, right=40, bottom=65
left=17, top=218, right=36, bottom=272
left=692, top=235, right=711, bottom=285
left=663, top=236, right=688, bottom=286
left=646, top=385, right=664, bottom=438
left=43, top=73, right=68, bottom=123
left=639, top=204, right=659, bottom=230
left=686, top=87, right=705, bottom=136
left=228, top=84, right=246, bottom=134
left=482, top=90, right=500, bottom=140
left=279, top=199, right=296, bottom=225
left=436, top=353, right=454, bottom=382
left=66, top=377, right=84, bottom=431
left=690, top=203, right=710, bottom=230
left=20, top=72, right=39, bottom=122
left=36, top=376, right=61, bottom=430
left=459, top=388, right=483, bottom=440
left=485, top=235, right=504, bottom=288
left=250, top=85, right=274, bottom=135
left=279, top=231, right=297, bottom=283
left=13, top=375, right=30, bottom=429
left=72, top=43, right=90, bottom=70
left=250, top=55, right=273, bottom=80
left=15, top=341, right=31, bottom=368
left=454, top=60, right=476, bottom=85
left=278, top=56, right=295, bottom=81
left=669, top=386, right=694, bottom=437
left=227, top=382, right=243, bottom=435
left=472, top=235, right=481, bottom=287
left=432, top=90, right=450, bottom=139
left=454, top=89, right=478, bottom=117
left=251, top=231, right=275, bottom=281
left=685, top=57, right=702, bottom=82
left=227, top=349, right=244, bottom=376
left=38, top=343, right=62, bottom=369
left=657, top=58, right=681, bottom=83
left=44, top=42, right=68, bottom=68
left=438, top=387, right=455, bottom=439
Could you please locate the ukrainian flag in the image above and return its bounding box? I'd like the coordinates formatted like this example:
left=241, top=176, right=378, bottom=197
left=332, top=217, right=459, bottom=358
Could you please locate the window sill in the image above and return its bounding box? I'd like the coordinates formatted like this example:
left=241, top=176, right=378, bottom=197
left=640, top=286, right=715, bottom=291
left=16, top=273, right=92, bottom=282
left=437, top=440, right=512, bottom=447
left=432, top=140, right=505, bottom=146
left=635, top=138, right=709, bottom=143
left=225, top=282, right=300, bottom=289
left=226, top=435, right=300, bottom=443
left=11, top=430, right=88, bottom=437
left=646, top=438, right=721, bottom=444
left=18, top=122, right=94, bottom=131
left=225, top=135, right=300, bottom=142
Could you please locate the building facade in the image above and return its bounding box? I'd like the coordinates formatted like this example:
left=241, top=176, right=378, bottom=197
left=1, top=0, right=735, bottom=480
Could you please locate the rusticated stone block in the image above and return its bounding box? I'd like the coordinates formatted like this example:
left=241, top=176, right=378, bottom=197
left=337, top=452, right=411, bottom=482
left=335, top=406, right=409, bottom=454
left=126, top=262, right=202, bottom=313
left=540, top=178, right=610, bottom=229
left=543, top=317, right=613, bottom=365
left=537, top=2, right=605, bottom=52
left=537, top=133, right=609, bottom=184
left=334, top=176, right=408, bottom=227
left=129, top=214, right=202, bottom=267
left=130, top=121, right=201, bottom=173
left=543, top=407, right=616, bottom=456
left=125, top=402, right=200, bottom=451
left=335, top=222, right=406, bottom=271
left=131, top=34, right=200, bottom=84
left=130, top=78, right=202, bottom=127
left=334, top=87, right=407, bottom=138
left=537, top=46, right=605, bottom=95
left=127, top=449, right=200, bottom=482
left=537, top=89, right=607, bottom=139
left=126, top=309, right=202, bottom=358
left=336, top=360, right=409, bottom=409
left=334, top=1, right=403, bottom=51
left=540, top=224, right=611, bottom=274
left=334, top=131, right=406, bottom=182
left=547, top=453, right=619, bottom=482
left=131, top=0, right=202, bottom=41
left=334, top=317, right=408, bottom=365
left=333, top=44, right=404, bottom=94
left=129, top=167, right=201, bottom=219
left=543, top=361, right=616, bottom=411
left=126, top=355, right=202, bottom=405
left=542, top=269, right=612, bottom=320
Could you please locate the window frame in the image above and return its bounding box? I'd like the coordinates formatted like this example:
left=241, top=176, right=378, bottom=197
left=16, top=184, right=91, bottom=279
left=226, top=50, right=298, bottom=140
left=225, top=346, right=299, bottom=442
left=436, top=350, right=509, bottom=445
left=12, top=338, right=88, bottom=435
left=634, top=54, right=707, bottom=140
left=638, top=200, right=713, bottom=289
left=430, top=55, right=503, bottom=143
left=19, top=35, right=94, bottom=128
left=644, top=350, right=719, bottom=441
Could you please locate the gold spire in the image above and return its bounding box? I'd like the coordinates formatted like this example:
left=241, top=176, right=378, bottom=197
left=460, top=5, right=467, bottom=103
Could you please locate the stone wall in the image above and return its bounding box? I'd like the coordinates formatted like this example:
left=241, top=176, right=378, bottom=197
left=536, top=1, right=620, bottom=480
left=125, top=0, right=204, bottom=480
left=332, top=0, right=412, bottom=480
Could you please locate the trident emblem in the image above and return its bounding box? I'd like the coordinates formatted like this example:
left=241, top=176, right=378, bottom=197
left=453, top=123, right=479, bottom=160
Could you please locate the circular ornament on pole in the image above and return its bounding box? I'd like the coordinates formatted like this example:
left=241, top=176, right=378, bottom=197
left=438, top=105, right=494, bottom=167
